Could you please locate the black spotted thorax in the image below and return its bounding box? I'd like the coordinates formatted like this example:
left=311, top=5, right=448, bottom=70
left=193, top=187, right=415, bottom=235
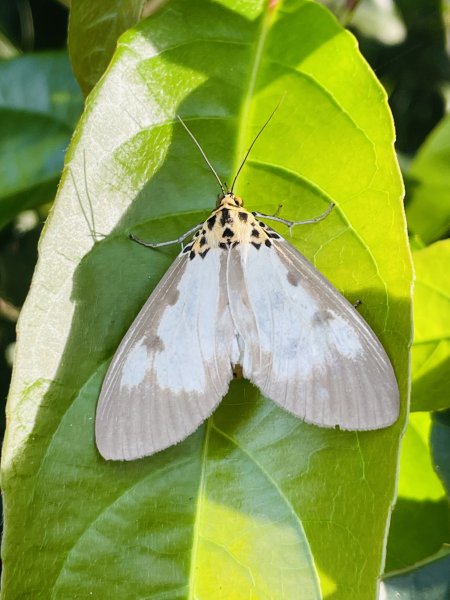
left=183, top=193, right=281, bottom=260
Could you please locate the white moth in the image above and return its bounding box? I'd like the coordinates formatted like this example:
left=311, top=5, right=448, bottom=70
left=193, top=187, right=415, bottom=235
left=96, top=116, right=399, bottom=461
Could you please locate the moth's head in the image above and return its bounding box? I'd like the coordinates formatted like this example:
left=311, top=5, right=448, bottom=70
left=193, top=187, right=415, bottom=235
left=216, top=192, right=244, bottom=208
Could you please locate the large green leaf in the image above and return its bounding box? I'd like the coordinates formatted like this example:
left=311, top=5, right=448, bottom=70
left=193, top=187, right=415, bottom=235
left=1, top=1, right=411, bottom=598
left=385, top=412, right=449, bottom=572
left=406, top=114, right=450, bottom=243
left=410, top=241, right=450, bottom=412
left=0, top=52, right=83, bottom=229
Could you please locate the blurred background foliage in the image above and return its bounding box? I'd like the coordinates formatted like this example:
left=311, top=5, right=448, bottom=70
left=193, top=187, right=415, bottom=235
left=0, top=0, right=449, bottom=597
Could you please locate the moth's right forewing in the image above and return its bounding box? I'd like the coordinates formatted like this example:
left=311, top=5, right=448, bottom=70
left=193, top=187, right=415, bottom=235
left=227, top=241, right=399, bottom=431
left=96, top=250, right=235, bottom=461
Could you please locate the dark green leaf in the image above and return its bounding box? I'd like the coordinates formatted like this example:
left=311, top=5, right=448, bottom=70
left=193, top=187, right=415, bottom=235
left=0, top=52, right=83, bottom=229
left=68, top=0, right=148, bottom=95
left=382, top=550, right=450, bottom=600
left=0, top=52, right=82, bottom=127
left=431, top=409, right=450, bottom=497
left=1, top=1, right=411, bottom=598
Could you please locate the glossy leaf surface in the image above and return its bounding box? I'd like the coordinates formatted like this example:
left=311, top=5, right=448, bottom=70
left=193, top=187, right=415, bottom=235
left=0, top=52, right=83, bottom=229
left=69, top=0, right=148, bottom=94
left=382, top=551, right=450, bottom=600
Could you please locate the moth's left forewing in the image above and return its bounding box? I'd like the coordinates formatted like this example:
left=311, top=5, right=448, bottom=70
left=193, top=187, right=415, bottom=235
left=96, top=249, right=236, bottom=460
left=227, top=236, right=399, bottom=431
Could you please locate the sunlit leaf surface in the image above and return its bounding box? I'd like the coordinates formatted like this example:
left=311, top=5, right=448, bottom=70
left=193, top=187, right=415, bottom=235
left=406, top=114, right=450, bottom=243
left=410, top=241, right=450, bottom=412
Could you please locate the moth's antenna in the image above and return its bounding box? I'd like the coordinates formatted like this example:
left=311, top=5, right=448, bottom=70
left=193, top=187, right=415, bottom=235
left=176, top=115, right=226, bottom=196
left=231, top=97, right=285, bottom=193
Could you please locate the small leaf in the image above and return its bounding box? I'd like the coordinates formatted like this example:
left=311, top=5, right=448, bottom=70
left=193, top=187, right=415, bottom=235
left=411, top=241, right=450, bottom=412
left=431, top=409, right=450, bottom=497
left=0, top=52, right=83, bottom=229
left=68, top=0, right=148, bottom=95
left=0, top=52, right=82, bottom=127
left=382, top=549, right=450, bottom=600
left=2, top=1, right=411, bottom=598
left=406, top=114, right=450, bottom=243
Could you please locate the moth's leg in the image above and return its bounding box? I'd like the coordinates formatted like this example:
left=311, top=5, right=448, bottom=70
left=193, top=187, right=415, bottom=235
left=272, top=204, right=283, bottom=218
left=70, top=156, right=109, bottom=243
left=353, top=299, right=362, bottom=310
left=253, top=202, right=335, bottom=230
left=129, top=223, right=203, bottom=248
